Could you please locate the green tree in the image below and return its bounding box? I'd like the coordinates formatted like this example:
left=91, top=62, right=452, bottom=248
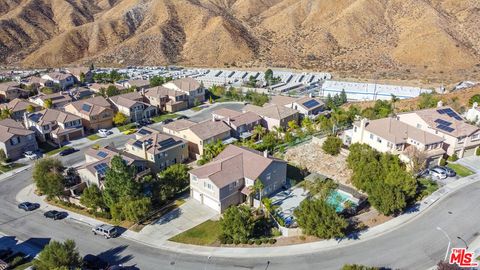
left=390, top=94, right=399, bottom=115
left=44, top=99, right=53, bottom=109
left=106, top=85, right=120, bottom=97
left=33, top=239, right=81, bottom=270
left=261, top=131, right=278, bottom=152
left=0, top=149, right=7, bottom=163
left=418, top=93, right=440, bottom=109
left=199, top=140, right=226, bottom=164
left=113, top=112, right=128, bottom=126
left=79, top=72, right=86, bottom=83
left=149, top=75, right=165, bottom=87
left=41, top=87, right=54, bottom=94
left=340, top=89, right=348, bottom=104
left=121, top=197, right=151, bottom=222
left=253, top=180, right=265, bottom=211
left=341, top=264, right=380, bottom=270
left=0, top=108, right=12, bottom=119
left=322, top=136, right=343, bottom=156
left=252, top=125, right=266, bottom=140
left=157, top=164, right=190, bottom=200
left=264, top=69, right=274, bottom=85
left=469, top=94, right=480, bottom=106
left=220, top=206, right=255, bottom=242
left=287, top=120, right=298, bottom=132
left=80, top=184, right=106, bottom=212
left=294, top=198, right=348, bottom=239
left=26, top=104, right=35, bottom=113
left=32, top=158, right=65, bottom=199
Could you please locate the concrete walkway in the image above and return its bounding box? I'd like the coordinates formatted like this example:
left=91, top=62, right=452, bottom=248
left=456, top=156, right=480, bottom=173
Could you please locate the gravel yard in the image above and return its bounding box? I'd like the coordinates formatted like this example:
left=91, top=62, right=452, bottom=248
left=284, top=141, right=354, bottom=188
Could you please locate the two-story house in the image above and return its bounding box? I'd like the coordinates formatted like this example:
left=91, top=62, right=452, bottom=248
left=143, top=86, right=189, bottom=113
left=24, top=109, right=84, bottom=145
left=78, top=145, right=149, bottom=189
left=64, top=96, right=114, bottom=132
left=162, top=118, right=232, bottom=159
left=243, top=103, right=299, bottom=130
left=0, top=81, right=29, bottom=102
left=212, top=108, right=263, bottom=139
left=0, top=119, right=38, bottom=160
left=109, top=92, right=158, bottom=123
left=163, top=78, right=205, bottom=106
left=41, top=72, right=75, bottom=90
left=125, top=127, right=188, bottom=172
left=397, top=106, right=480, bottom=158
left=189, top=145, right=287, bottom=213
left=66, top=67, right=93, bottom=83
left=351, top=117, right=445, bottom=167
left=270, top=95, right=326, bottom=119
left=0, top=99, right=42, bottom=121
left=29, top=92, right=73, bottom=110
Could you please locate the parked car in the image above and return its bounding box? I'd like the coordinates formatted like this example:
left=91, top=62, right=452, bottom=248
left=429, top=167, right=447, bottom=179
left=44, top=210, right=67, bottom=220
left=18, top=202, right=40, bottom=211
left=177, top=115, right=189, bottom=120
left=92, top=224, right=118, bottom=239
left=83, top=254, right=109, bottom=270
left=162, top=119, right=173, bottom=125
left=436, top=166, right=456, bottom=177
left=24, top=151, right=38, bottom=160
left=59, top=148, right=77, bottom=156
left=98, top=129, right=111, bottom=138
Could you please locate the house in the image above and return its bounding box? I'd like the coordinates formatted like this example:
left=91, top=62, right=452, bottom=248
left=24, top=109, right=84, bottom=145
left=0, top=99, right=42, bottom=121
left=143, top=86, right=189, bottom=112
left=69, top=87, right=94, bottom=100
left=465, top=103, right=480, bottom=124
left=269, top=95, right=326, bottom=118
left=212, top=108, right=263, bottom=139
left=41, top=72, right=75, bottom=90
left=66, top=67, right=93, bottom=83
left=189, top=145, right=287, bottom=213
left=351, top=118, right=445, bottom=167
left=0, top=119, right=38, bottom=160
left=0, top=81, right=29, bottom=102
left=125, top=127, right=188, bottom=171
left=162, top=118, right=232, bottom=159
left=397, top=106, right=480, bottom=158
left=109, top=92, right=158, bottom=122
left=78, top=145, right=149, bottom=188
left=243, top=103, right=299, bottom=130
left=88, top=83, right=126, bottom=94
left=64, top=96, right=114, bottom=132
left=22, top=76, right=54, bottom=89
left=29, top=92, right=73, bottom=109
left=118, top=79, right=150, bottom=90
left=163, top=78, right=205, bottom=106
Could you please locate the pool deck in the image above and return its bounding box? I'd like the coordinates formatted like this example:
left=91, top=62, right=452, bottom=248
left=271, top=187, right=309, bottom=219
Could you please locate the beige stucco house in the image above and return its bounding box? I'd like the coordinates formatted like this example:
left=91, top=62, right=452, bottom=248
left=270, top=95, right=326, bottom=118
left=109, top=92, right=158, bottom=122
left=143, top=86, right=189, bottom=113
left=64, top=96, right=114, bottom=132
left=41, top=72, right=75, bottom=90
left=163, top=78, right=205, bottom=106
left=29, top=92, right=73, bottom=110
left=212, top=108, right=263, bottom=139
left=243, top=103, right=299, bottom=130
left=0, top=99, right=42, bottom=121
left=0, top=81, right=29, bottom=102
left=0, top=119, right=38, bottom=160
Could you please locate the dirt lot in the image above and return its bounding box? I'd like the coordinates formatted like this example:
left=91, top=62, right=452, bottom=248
left=284, top=141, right=354, bottom=188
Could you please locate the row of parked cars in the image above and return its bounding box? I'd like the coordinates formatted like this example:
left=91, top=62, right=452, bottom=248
left=418, top=166, right=456, bottom=180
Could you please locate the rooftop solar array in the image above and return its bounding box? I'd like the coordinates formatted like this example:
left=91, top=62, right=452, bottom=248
left=303, top=99, right=320, bottom=109
left=93, top=163, right=109, bottom=176
left=28, top=113, right=42, bottom=123
left=437, top=125, right=455, bottom=133
left=82, top=104, right=92, bottom=112
left=437, top=108, right=463, bottom=120
left=434, top=119, right=452, bottom=126
left=158, top=138, right=178, bottom=148
left=97, top=151, right=108, bottom=158
left=137, top=128, right=152, bottom=135
left=133, top=140, right=143, bottom=148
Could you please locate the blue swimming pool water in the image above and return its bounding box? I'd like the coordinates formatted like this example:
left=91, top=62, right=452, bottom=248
left=327, top=189, right=357, bottom=212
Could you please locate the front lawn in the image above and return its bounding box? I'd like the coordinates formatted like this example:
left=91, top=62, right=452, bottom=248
left=191, top=106, right=203, bottom=112
left=447, top=163, right=475, bottom=177
left=87, top=134, right=102, bottom=141
left=169, top=219, right=221, bottom=246
left=117, top=122, right=136, bottom=132
left=0, top=162, right=26, bottom=173
left=152, top=113, right=179, bottom=123
left=416, top=178, right=439, bottom=200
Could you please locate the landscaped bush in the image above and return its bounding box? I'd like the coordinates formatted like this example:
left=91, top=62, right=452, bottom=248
left=269, top=238, right=277, bottom=244
left=218, top=234, right=228, bottom=244
left=271, top=228, right=282, bottom=237
left=448, top=154, right=459, bottom=162
left=255, top=239, right=262, bottom=245
left=322, top=136, right=343, bottom=156
left=226, top=239, right=233, bottom=245
left=241, top=239, right=248, bottom=245
left=261, top=238, right=269, bottom=244
left=439, top=158, right=446, bottom=166
left=476, top=148, right=480, bottom=156
left=9, top=256, right=25, bottom=268
left=248, top=239, right=254, bottom=245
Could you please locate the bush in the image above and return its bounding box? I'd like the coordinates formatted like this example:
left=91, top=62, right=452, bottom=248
left=261, top=238, right=269, bottom=244
left=255, top=239, right=262, bottom=245
left=322, top=136, right=343, bottom=156
left=248, top=239, right=254, bottom=245
left=226, top=239, right=233, bottom=245
left=269, top=238, right=277, bottom=244
left=476, top=148, right=480, bottom=156
left=241, top=239, right=248, bottom=245
left=233, top=239, right=241, bottom=245
left=448, top=154, right=459, bottom=162
left=218, top=234, right=228, bottom=244
left=271, top=228, right=282, bottom=237
left=439, top=158, right=446, bottom=166
left=10, top=256, right=25, bottom=268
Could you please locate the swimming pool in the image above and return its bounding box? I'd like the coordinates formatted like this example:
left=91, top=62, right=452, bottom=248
left=326, top=189, right=358, bottom=212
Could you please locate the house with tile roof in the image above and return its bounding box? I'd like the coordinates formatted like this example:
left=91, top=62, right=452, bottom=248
left=0, top=119, right=38, bottom=160
left=269, top=95, right=326, bottom=118
left=189, top=145, right=287, bottom=213
left=109, top=92, right=158, bottom=122
left=352, top=118, right=446, bottom=167
left=24, top=109, right=84, bottom=145
left=162, top=118, right=232, bottom=159
left=41, top=72, right=75, bottom=90
left=243, top=103, right=299, bottom=130
left=0, top=99, right=42, bottom=121
left=29, top=92, right=73, bottom=109
left=125, top=127, right=188, bottom=171
left=163, top=77, right=205, bottom=106
left=78, top=145, right=150, bottom=188
left=397, top=106, right=480, bottom=158
left=212, top=108, right=263, bottom=139
left=66, top=67, right=93, bottom=83
left=143, top=86, right=189, bottom=113
left=64, top=96, right=114, bottom=132
left=0, top=81, right=29, bottom=102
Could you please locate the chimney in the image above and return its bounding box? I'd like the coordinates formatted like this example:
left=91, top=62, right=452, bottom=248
left=226, top=117, right=231, bottom=125
left=309, top=93, right=313, bottom=98
left=142, top=141, right=148, bottom=160
left=212, top=114, right=216, bottom=122
left=473, top=102, right=478, bottom=109
left=263, top=150, right=268, bottom=158
left=437, top=100, right=443, bottom=108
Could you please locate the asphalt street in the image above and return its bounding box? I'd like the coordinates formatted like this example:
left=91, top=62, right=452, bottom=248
left=1, top=133, right=479, bottom=269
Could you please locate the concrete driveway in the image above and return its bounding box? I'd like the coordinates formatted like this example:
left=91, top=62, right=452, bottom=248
left=457, top=156, right=480, bottom=173
left=133, top=199, right=218, bottom=246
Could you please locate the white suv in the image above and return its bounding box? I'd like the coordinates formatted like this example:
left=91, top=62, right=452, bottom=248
left=24, top=151, right=38, bottom=160
left=92, top=224, right=118, bottom=239
left=98, top=129, right=111, bottom=138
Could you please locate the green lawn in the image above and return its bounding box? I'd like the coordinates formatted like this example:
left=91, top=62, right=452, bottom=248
left=447, top=163, right=475, bottom=177
left=152, top=113, right=179, bottom=123
left=0, top=162, right=26, bottom=173
left=117, top=123, right=137, bottom=132
left=39, top=142, right=73, bottom=156
left=169, top=220, right=221, bottom=246
left=417, top=178, right=439, bottom=200
left=87, top=134, right=102, bottom=141
left=191, top=106, right=203, bottom=112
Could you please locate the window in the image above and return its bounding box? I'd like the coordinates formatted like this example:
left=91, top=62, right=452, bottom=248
left=10, top=137, right=19, bottom=145
left=377, top=138, right=382, bottom=143
left=204, top=182, right=213, bottom=190
left=192, top=175, right=197, bottom=182
left=266, top=173, right=271, bottom=181
left=458, top=136, right=466, bottom=143
left=354, top=126, right=357, bottom=132
left=416, top=123, right=422, bottom=129
left=472, top=134, right=480, bottom=141
left=370, top=134, right=374, bottom=140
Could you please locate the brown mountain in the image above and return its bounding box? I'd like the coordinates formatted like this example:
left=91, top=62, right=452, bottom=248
left=1, top=0, right=479, bottom=81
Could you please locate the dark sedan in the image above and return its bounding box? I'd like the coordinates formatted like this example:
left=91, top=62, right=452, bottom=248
left=59, top=148, right=78, bottom=156
left=18, top=202, right=40, bottom=211
left=44, top=210, right=67, bottom=220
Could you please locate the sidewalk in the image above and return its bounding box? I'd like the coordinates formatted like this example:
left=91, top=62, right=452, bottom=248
left=15, top=172, right=480, bottom=259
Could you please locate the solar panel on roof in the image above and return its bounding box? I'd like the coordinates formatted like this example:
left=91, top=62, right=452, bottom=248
left=159, top=138, right=178, bottom=148
left=28, top=113, right=42, bottom=123
left=437, top=109, right=446, bottom=114
left=133, top=140, right=143, bottom=148
left=82, top=104, right=92, bottom=112
left=434, top=119, right=452, bottom=126
left=437, top=125, right=455, bottom=133
left=97, top=151, right=108, bottom=158
left=303, top=99, right=320, bottom=109
left=137, top=128, right=152, bottom=135
left=93, top=163, right=109, bottom=176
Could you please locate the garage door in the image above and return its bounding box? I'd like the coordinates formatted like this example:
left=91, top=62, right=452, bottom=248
left=192, top=190, right=202, bottom=202
left=203, top=195, right=221, bottom=212
left=463, top=147, right=477, bottom=157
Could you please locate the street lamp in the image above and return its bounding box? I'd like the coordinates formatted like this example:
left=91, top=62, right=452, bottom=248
left=204, top=255, right=212, bottom=270
left=457, top=236, right=469, bottom=249
left=437, top=226, right=452, bottom=261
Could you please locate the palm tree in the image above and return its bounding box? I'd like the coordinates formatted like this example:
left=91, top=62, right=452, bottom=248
left=287, top=120, right=298, bottom=133
left=0, top=108, right=12, bottom=119
left=253, top=180, right=265, bottom=212
left=272, top=126, right=284, bottom=139
left=390, top=94, right=399, bottom=116
left=252, top=125, right=265, bottom=140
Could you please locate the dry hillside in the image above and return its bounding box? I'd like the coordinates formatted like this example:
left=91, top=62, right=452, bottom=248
left=1, top=0, right=480, bottom=82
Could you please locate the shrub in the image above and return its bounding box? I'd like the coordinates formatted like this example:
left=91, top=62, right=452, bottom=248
left=10, top=256, right=24, bottom=268
left=255, top=239, right=262, bottom=245
left=248, top=239, right=254, bottom=245
left=241, top=239, right=248, bottom=245
left=218, top=234, right=228, bottom=244
left=439, top=158, right=446, bottom=166
left=233, top=239, right=241, bottom=245
left=269, top=238, right=277, bottom=244
left=322, top=136, right=343, bottom=156
left=448, top=154, right=459, bottom=162
left=262, top=238, right=269, bottom=244
left=271, top=228, right=282, bottom=237
left=226, top=239, right=233, bottom=245
left=476, top=148, right=480, bottom=156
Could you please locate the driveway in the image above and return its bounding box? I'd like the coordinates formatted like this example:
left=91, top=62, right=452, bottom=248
left=178, top=102, right=245, bottom=123
left=132, top=199, right=218, bottom=246
left=457, top=156, right=480, bottom=173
